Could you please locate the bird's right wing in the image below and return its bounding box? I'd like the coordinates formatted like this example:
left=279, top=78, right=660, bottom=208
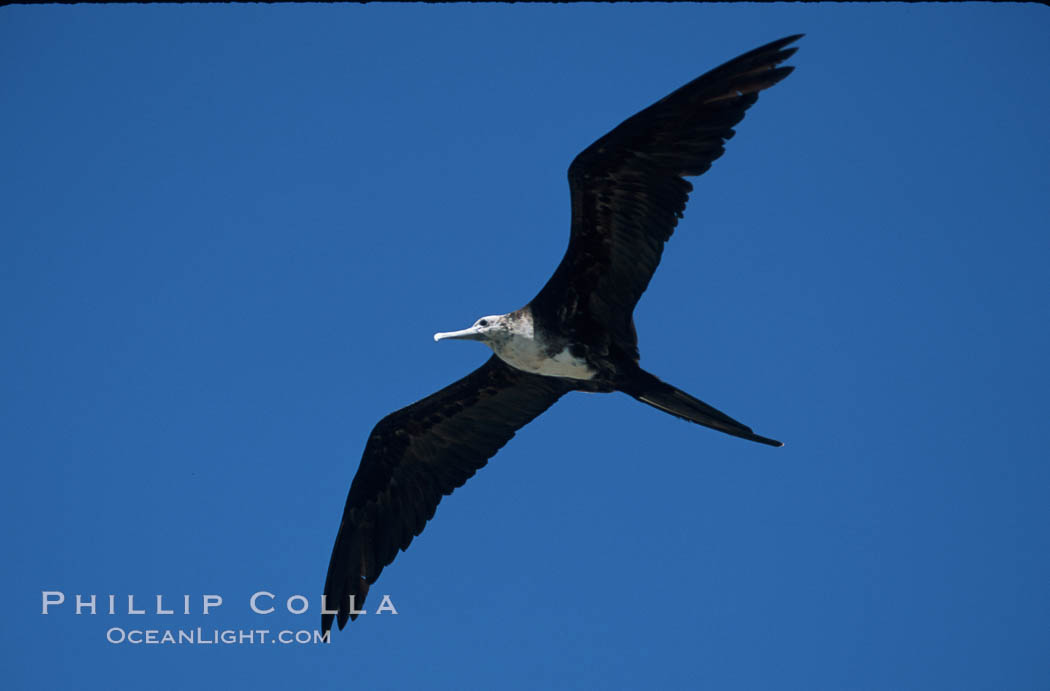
left=322, top=355, right=574, bottom=634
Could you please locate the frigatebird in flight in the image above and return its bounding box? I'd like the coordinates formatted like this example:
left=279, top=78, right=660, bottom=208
left=323, top=34, right=800, bottom=634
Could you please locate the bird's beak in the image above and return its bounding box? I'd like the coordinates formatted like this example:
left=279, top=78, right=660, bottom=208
left=433, top=326, right=483, bottom=342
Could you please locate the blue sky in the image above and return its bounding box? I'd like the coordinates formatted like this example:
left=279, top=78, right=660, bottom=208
left=3, top=3, right=1048, bottom=690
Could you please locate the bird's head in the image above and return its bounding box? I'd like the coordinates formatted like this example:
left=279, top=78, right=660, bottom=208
left=433, top=314, right=511, bottom=346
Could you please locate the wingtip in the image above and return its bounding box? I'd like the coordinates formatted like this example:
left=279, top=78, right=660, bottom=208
left=320, top=606, right=351, bottom=635
left=756, top=34, right=804, bottom=64
left=748, top=432, right=784, bottom=447
left=739, top=33, right=801, bottom=55
left=771, top=33, right=805, bottom=48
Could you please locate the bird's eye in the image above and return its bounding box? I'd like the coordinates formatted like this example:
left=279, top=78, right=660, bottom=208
left=478, top=319, right=489, bottom=327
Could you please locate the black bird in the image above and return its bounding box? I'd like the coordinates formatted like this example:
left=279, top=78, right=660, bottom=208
left=323, top=34, right=800, bottom=634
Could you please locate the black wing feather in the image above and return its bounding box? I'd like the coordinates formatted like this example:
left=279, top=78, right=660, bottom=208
left=531, top=35, right=802, bottom=349
left=322, top=355, right=573, bottom=633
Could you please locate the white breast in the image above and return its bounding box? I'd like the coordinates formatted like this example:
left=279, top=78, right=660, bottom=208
left=493, top=332, right=595, bottom=380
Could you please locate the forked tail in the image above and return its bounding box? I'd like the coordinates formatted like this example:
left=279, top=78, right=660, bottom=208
left=622, top=368, right=782, bottom=447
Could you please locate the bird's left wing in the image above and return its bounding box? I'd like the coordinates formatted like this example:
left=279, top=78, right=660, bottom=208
left=531, top=35, right=801, bottom=348
left=322, top=355, right=574, bottom=634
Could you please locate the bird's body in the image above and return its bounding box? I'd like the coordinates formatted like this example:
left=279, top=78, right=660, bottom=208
left=323, top=34, right=802, bottom=635
left=437, top=308, right=598, bottom=381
